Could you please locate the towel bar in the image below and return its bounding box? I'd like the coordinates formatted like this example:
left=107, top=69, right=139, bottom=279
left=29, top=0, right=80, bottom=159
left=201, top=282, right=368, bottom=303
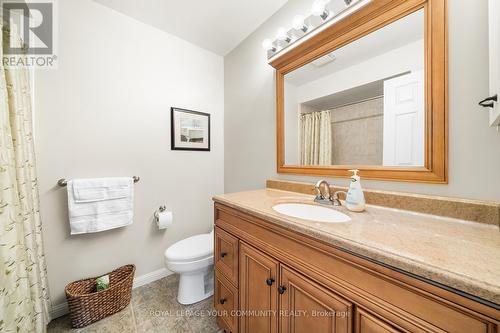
left=57, top=176, right=140, bottom=187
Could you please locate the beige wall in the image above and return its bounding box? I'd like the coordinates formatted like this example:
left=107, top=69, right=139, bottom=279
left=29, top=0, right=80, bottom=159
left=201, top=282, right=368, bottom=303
left=35, top=0, right=224, bottom=306
left=331, top=98, right=383, bottom=165
left=224, top=0, right=500, bottom=201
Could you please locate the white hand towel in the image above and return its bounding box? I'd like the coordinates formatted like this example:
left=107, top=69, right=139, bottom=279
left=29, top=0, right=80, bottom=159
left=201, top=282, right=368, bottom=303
left=72, top=177, right=131, bottom=203
left=67, top=177, right=134, bottom=235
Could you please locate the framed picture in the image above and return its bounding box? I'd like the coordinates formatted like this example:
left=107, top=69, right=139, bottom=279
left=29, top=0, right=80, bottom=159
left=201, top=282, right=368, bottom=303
left=171, top=107, right=210, bottom=151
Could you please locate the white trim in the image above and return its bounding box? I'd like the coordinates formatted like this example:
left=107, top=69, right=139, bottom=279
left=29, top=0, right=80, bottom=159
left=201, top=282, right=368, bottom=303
left=49, top=302, right=68, bottom=321
left=49, top=268, right=173, bottom=320
left=132, top=267, right=172, bottom=289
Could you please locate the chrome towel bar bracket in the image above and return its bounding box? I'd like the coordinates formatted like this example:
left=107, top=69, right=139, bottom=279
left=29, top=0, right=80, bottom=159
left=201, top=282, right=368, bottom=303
left=57, top=176, right=140, bottom=187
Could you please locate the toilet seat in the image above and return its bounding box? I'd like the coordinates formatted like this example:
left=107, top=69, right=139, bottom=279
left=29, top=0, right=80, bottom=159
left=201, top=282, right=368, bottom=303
left=165, top=233, right=213, bottom=262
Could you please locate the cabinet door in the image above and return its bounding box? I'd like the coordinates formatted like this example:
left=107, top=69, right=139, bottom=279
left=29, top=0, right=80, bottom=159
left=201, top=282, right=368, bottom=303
left=355, top=308, right=402, bottom=333
left=279, top=265, right=352, bottom=333
left=239, top=242, right=279, bottom=333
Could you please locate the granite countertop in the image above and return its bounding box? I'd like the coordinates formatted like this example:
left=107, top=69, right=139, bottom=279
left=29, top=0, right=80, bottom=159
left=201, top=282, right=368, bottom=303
left=213, top=189, right=500, bottom=305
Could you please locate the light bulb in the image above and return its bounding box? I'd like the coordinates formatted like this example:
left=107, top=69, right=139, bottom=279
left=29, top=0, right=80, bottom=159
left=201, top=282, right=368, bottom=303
left=292, top=15, right=307, bottom=32
left=261, top=39, right=276, bottom=52
left=262, top=39, right=272, bottom=50
left=311, top=0, right=331, bottom=20
left=276, top=27, right=291, bottom=43
left=311, top=0, right=324, bottom=16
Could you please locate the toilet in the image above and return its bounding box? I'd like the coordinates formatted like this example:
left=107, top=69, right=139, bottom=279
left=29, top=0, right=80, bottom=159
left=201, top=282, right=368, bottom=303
left=164, top=230, right=214, bottom=304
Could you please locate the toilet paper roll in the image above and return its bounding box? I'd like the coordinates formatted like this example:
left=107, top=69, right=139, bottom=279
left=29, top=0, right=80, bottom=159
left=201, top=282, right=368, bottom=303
left=156, top=211, right=173, bottom=229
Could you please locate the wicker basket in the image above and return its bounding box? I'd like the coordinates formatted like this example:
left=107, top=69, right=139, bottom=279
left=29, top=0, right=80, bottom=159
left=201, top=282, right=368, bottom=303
left=65, top=264, right=135, bottom=328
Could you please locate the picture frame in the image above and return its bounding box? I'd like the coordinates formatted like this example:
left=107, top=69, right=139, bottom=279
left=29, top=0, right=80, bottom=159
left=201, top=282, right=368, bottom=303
left=170, top=107, right=211, bottom=151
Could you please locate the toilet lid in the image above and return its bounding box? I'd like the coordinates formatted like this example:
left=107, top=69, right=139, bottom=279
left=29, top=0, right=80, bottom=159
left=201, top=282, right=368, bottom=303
left=165, top=233, right=213, bottom=262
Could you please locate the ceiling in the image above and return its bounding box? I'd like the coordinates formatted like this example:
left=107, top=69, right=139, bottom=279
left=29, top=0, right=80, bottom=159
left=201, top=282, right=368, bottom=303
left=302, top=79, right=384, bottom=110
left=93, top=0, right=289, bottom=55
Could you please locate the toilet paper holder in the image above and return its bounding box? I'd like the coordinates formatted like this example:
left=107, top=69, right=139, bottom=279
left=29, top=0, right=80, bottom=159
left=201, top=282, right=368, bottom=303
left=154, top=205, right=167, bottom=222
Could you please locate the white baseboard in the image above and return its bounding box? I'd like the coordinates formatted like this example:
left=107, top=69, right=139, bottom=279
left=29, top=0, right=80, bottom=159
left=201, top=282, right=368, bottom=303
left=49, top=302, right=69, bottom=321
left=49, top=267, right=173, bottom=320
left=132, top=267, right=172, bottom=289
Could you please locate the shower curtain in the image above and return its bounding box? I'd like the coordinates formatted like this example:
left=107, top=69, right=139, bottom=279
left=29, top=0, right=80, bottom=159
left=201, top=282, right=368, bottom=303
left=0, top=25, right=51, bottom=332
left=299, top=110, right=332, bottom=165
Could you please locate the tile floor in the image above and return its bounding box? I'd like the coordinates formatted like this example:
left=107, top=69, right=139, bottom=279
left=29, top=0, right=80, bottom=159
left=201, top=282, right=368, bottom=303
left=47, top=274, right=221, bottom=333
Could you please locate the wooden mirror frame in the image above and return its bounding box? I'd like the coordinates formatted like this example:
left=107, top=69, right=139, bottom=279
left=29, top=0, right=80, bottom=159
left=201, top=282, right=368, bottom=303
left=272, top=0, right=447, bottom=183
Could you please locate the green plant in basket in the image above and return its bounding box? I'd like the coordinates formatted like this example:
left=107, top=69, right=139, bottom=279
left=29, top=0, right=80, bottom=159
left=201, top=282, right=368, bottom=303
left=96, top=275, right=109, bottom=291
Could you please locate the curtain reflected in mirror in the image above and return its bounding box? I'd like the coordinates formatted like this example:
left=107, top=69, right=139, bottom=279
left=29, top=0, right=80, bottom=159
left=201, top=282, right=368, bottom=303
left=299, top=110, right=331, bottom=165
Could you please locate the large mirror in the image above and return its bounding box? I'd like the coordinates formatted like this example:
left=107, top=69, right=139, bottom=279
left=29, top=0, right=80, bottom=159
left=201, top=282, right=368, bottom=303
left=285, top=10, right=424, bottom=167
left=274, top=0, right=447, bottom=183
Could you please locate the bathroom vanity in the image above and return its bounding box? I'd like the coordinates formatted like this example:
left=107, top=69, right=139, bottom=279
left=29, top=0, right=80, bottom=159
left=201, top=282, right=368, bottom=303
left=212, top=1, right=500, bottom=330
left=212, top=186, right=500, bottom=333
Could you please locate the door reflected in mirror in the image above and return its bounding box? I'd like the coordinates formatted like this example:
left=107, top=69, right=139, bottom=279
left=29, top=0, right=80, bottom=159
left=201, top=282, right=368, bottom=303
left=284, top=9, right=425, bottom=167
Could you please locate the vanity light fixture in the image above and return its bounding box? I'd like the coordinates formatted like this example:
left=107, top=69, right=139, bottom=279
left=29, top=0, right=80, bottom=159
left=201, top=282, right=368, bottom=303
left=292, top=15, right=308, bottom=33
left=312, top=0, right=331, bottom=21
left=262, top=0, right=371, bottom=60
left=262, top=39, right=276, bottom=52
left=276, top=27, right=292, bottom=43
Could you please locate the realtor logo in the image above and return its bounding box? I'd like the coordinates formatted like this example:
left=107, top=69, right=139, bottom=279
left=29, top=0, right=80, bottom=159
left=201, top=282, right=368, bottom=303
left=1, top=0, right=57, bottom=67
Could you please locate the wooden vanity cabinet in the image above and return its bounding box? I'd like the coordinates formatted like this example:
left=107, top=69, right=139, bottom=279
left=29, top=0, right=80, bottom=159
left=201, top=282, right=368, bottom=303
left=238, top=241, right=353, bottom=333
left=214, top=203, right=500, bottom=333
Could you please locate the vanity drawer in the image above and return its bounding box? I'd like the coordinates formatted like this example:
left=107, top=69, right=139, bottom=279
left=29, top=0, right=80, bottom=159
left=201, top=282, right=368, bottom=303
left=215, top=226, right=239, bottom=286
left=215, top=273, right=239, bottom=333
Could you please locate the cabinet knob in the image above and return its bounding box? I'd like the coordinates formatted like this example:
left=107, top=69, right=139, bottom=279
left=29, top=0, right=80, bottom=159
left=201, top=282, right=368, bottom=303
left=278, top=285, right=287, bottom=294
left=220, top=252, right=228, bottom=258
left=266, top=278, right=275, bottom=286
left=219, top=298, right=227, bottom=305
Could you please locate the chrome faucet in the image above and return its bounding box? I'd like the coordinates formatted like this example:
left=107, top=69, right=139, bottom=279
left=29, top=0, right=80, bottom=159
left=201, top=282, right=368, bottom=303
left=331, top=190, right=346, bottom=206
left=314, top=180, right=332, bottom=204
left=314, top=180, right=345, bottom=206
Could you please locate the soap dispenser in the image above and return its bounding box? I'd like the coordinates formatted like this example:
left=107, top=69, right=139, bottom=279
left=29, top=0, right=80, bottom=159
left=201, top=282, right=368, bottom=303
left=345, top=169, right=366, bottom=212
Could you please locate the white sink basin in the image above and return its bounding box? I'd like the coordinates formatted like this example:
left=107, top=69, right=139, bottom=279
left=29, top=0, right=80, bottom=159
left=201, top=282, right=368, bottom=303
left=272, top=203, right=351, bottom=223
